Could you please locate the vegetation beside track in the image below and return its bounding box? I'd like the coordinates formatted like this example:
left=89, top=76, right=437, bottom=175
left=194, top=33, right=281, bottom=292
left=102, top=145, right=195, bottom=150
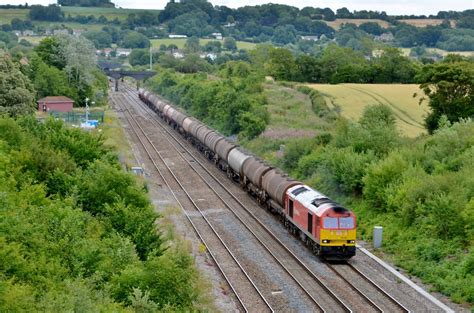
left=242, top=82, right=474, bottom=305
left=0, top=115, right=213, bottom=311
left=146, top=62, right=269, bottom=140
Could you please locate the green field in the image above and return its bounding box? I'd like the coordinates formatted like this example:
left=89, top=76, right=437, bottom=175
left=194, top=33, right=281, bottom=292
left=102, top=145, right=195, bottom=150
left=18, top=35, right=46, bottom=45
left=307, top=83, right=429, bottom=137
left=0, top=8, right=28, bottom=24
left=61, top=6, right=158, bottom=20
left=151, top=38, right=257, bottom=50
left=0, top=6, right=155, bottom=24
left=399, top=47, right=474, bottom=58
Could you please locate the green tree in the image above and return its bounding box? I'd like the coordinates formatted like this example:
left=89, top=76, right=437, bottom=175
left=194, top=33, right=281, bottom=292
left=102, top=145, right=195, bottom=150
left=272, top=24, right=297, bottom=45
left=203, top=40, right=221, bottom=53
left=184, top=36, right=200, bottom=53
left=223, top=37, right=237, bottom=51
left=176, top=54, right=211, bottom=73
left=121, top=31, right=150, bottom=49
left=417, top=60, right=474, bottom=133
left=266, top=47, right=297, bottom=81
left=31, top=57, right=73, bottom=99
left=359, top=22, right=384, bottom=35
left=34, top=37, right=66, bottom=69
left=371, top=47, right=417, bottom=83
left=129, top=49, right=148, bottom=66
left=319, top=44, right=368, bottom=83
left=29, top=4, right=63, bottom=21
left=82, top=31, right=112, bottom=49
left=0, top=56, right=35, bottom=115
left=296, top=55, right=322, bottom=82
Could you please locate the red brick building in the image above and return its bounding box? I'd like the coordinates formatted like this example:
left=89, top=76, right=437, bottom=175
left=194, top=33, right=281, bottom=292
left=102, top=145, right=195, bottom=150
left=38, top=96, right=74, bottom=113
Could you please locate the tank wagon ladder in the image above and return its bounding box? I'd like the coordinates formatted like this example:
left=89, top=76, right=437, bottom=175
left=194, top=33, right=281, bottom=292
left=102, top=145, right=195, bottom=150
left=114, top=93, right=274, bottom=313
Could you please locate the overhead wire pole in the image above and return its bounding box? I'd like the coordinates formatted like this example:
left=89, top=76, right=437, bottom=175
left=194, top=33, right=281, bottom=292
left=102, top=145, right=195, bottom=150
left=143, top=45, right=153, bottom=91
left=149, top=45, right=152, bottom=71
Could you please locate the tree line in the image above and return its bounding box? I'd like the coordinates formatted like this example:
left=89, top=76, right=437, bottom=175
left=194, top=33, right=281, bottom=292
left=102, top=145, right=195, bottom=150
left=2, top=2, right=472, bottom=54
left=263, top=45, right=419, bottom=84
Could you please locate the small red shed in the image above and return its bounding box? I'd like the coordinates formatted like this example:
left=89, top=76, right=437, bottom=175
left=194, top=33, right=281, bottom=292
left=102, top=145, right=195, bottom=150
left=38, top=96, right=74, bottom=113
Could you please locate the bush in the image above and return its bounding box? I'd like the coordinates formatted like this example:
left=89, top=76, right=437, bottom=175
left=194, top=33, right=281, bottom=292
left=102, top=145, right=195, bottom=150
left=0, top=116, right=207, bottom=311
left=363, top=152, right=409, bottom=209
left=148, top=66, right=268, bottom=138
left=320, top=146, right=376, bottom=194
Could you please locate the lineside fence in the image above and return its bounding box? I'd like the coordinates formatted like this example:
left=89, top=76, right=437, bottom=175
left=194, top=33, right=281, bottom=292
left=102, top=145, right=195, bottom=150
left=49, top=111, right=105, bottom=123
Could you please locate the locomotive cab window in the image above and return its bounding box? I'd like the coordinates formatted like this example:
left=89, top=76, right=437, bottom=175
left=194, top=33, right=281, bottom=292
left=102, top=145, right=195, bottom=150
left=323, top=217, right=338, bottom=229
left=288, top=199, right=294, bottom=218
left=339, top=217, right=355, bottom=229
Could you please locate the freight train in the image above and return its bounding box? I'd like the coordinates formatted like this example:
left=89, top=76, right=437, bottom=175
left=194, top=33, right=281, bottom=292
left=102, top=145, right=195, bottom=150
left=138, top=89, right=356, bottom=260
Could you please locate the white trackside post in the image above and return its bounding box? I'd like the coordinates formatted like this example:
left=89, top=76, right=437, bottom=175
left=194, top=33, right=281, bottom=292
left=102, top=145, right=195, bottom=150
left=373, top=226, right=383, bottom=249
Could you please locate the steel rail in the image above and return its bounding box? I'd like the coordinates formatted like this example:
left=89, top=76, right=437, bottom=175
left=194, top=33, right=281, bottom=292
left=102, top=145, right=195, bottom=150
left=324, top=262, right=384, bottom=312
left=121, top=89, right=328, bottom=312
left=123, top=87, right=352, bottom=312
left=345, top=262, right=410, bottom=312
left=113, top=93, right=273, bottom=313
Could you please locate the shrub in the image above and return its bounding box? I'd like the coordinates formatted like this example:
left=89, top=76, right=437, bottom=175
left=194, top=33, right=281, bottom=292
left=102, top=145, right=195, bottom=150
left=363, top=152, right=409, bottom=209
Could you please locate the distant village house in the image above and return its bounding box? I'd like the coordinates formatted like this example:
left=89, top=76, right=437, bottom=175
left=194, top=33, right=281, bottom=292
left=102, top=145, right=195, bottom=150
left=300, top=35, right=319, bottom=41
left=53, top=29, right=70, bottom=36
left=172, top=50, right=185, bottom=59
left=374, top=32, right=394, bottom=42
left=116, top=48, right=132, bottom=57
left=200, top=52, right=217, bottom=61
left=211, top=32, right=223, bottom=40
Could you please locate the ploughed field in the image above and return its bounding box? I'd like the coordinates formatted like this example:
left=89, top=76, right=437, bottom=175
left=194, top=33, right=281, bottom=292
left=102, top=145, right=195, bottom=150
left=307, top=83, right=429, bottom=137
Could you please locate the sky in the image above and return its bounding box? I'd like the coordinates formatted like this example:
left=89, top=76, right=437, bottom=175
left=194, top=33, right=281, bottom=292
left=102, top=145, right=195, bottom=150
left=1, top=0, right=472, bottom=15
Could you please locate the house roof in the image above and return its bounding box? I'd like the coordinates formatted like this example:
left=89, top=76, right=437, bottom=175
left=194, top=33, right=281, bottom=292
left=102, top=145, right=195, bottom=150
left=37, top=96, right=74, bottom=103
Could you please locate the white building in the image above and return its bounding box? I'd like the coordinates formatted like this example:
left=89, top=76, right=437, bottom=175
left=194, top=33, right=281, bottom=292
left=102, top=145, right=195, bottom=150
left=200, top=52, right=217, bottom=61
left=300, top=35, right=319, bottom=41
left=374, top=32, right=394, bottom=42
left=169, top=34, right=187, bottom=39
left=53, top=29, right=69, bottom=36
left=172, top=50, right=185, bottom=59
left=116, top=48, right=132, bottom=57
left=211, top=32, right=223, bottom=40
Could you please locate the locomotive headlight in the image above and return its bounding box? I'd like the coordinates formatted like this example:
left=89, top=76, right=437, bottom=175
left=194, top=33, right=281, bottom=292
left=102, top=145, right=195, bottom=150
left=347, top=240, right=355, bottom=244
left=322, top=239, right=330, bottom=243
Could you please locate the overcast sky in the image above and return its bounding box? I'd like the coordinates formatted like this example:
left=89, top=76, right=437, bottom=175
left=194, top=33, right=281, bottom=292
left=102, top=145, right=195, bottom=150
left=1, top=0, right=472, bottom=15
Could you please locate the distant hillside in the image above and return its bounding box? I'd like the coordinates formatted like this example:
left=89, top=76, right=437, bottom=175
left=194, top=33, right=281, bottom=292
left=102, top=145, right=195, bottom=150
left=58, top=0, right=115, bottom=7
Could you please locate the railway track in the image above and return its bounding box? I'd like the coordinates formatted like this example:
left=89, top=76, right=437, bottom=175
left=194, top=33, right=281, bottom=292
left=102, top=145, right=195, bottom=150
left=325, top=262, right=410, bottom=312
left=115, top=85, right=414, bottom=312
left=118, top=87, right=349, bottom=312
left=112, top=92, right=273, bottom=313
left=122, top=84, right=407, bottom=312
